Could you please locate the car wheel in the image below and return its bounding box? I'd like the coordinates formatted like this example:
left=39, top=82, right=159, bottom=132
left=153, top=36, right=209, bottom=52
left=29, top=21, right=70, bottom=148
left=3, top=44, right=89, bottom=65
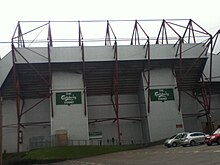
left=207, top=143, right=212, bottom=146
left=190, top=140, right=196, bottom=146
left=217, top=138, right=220, bottom=145
left=172, top=142, right=177, bottom=147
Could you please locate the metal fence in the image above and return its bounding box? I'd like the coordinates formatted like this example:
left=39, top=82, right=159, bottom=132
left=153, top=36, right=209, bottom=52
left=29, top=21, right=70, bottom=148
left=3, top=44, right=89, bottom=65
left=29, top=136, right=143, bottom=150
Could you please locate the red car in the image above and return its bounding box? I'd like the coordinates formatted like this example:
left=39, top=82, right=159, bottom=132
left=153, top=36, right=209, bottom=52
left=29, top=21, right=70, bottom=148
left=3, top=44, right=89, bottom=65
left=205, top=128, right=220, bottom=146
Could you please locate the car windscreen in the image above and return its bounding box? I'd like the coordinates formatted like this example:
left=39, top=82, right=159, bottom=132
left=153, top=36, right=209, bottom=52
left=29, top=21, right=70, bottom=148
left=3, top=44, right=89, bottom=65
left=169, top=135, right=176, bottom=139
left=182, top=134, right=187, bottom=138
left=213, top=129, right=220, bottom=134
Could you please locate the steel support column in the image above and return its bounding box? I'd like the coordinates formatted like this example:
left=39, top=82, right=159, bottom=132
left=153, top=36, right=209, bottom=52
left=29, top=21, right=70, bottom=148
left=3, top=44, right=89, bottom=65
left=105, top=21, right=121, bottom=144
left=131, top=20, right=151, bottom=113
left=207, top=37, right=213, bottom=133
left=11, top=44, right=22, bottom=152
left=79, top=21, right=87, bottom=116
left=11, top=22, right=53, bottom=152
left=177, top=38, right=183, bottom=111
left=156, top=20, right=168, bottom=44
left=145, top=40, right=151, bottom=113
left=112, top=41, right=121, bottom=144
left=131, top=20, right=140, bottom=45
left=47, top=22, right=54, bottom=117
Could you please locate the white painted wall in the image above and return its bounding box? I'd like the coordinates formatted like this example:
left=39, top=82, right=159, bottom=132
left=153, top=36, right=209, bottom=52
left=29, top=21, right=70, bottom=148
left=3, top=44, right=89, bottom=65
left=143, top=68, right=184, bottom=142
left=51, top=72, right=89, bottom=140
left=88, top=94, right=143, bottom=144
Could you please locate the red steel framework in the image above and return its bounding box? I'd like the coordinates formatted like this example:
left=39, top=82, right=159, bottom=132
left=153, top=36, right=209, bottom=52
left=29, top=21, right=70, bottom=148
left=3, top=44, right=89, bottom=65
left=8, top=19, right=216, bottom=152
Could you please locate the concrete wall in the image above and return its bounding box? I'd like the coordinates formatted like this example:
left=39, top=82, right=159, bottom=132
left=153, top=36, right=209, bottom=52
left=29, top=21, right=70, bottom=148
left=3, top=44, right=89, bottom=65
left=88, top=94, right=143, bottom=144
left=51, top=72, right=89, bottom=141
left=143, top=68, right=185, bottom=142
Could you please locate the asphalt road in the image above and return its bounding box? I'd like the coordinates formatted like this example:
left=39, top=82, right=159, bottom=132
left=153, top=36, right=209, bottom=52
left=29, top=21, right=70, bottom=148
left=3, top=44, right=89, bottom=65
left=39, top=144, right=220, bottom=165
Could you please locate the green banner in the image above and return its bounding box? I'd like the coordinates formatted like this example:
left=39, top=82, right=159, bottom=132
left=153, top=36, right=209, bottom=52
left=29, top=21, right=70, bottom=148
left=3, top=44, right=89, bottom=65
left=150, top=88, right=174, bottom=101
left=56, top=92, right=82, bottom=105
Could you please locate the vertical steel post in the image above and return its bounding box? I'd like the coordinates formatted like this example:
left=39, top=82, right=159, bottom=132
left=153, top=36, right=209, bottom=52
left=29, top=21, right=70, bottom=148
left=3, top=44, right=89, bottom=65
left=105, top=21, right=111, bottom=46
left=143, top=39, right=151, bottom=113
left=11, top=44, right=21, bottom=152
left=146, top=41, right=151, bottom=113
left=113, top=41, right=121, bottom=144
left=48, top=42, right=53, bottom=118
left=17, top=22, right=25, bottom=48
left=178, top=38, right=183, bottom=111
left=48, top=22, right=54, bottom=118
left=79, top=21, right=87, bottom=116
left=207, top=37, right=213, bottom=133
left=82, top=44, right=87, bottom=116
left=77, top=21, right=87, bottom=116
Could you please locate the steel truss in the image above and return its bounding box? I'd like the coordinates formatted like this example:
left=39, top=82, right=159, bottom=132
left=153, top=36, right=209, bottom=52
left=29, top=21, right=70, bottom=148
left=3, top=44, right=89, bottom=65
left=8, top=19, right=216, bottom=151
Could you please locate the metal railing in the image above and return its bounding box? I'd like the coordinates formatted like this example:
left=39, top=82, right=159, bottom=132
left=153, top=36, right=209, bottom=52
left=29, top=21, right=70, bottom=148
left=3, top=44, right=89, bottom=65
left=29, top=136, right=144, bottom=150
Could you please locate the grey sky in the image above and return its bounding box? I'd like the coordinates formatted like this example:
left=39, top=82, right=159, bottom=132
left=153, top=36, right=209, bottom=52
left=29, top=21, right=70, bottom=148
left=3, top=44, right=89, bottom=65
left=1, top=0, right=220, bottom=57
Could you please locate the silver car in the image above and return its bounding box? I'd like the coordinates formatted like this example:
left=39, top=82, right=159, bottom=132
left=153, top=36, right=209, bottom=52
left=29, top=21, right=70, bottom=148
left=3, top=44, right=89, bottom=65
left=180, top=132, right=208, bottom=147
left=164, top=132, right=189, bottom=147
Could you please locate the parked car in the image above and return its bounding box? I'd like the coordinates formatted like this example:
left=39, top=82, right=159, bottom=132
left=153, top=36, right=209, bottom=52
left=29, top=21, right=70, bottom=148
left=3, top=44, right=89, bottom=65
left=164, top=132, right=189, bottom=148
left=180, top=132, right=208, bottom=147
left=205, top=128, right=220, bottom=146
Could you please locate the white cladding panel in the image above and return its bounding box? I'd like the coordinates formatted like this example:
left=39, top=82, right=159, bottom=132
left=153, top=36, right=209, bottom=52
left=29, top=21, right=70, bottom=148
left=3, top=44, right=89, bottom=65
left=84, top=46, right=115, bottom=61
left=204, top=54, right=220, bottom=81
left=14, top=48, right=48, bottom=63
left=0, top=52, right=13, bottom=87
left=2, top=99, right=50, bottom=152
left=21, top=99, right=50, bottom=151
left=138, top=77, right=150, bottom=143
left=143, top=68, right=184, bottom=142
left=22, top=99, right=50, bottom=123
left=11, top=44, right=207, bottom=64
left=51, top=72, right=89, bottom=140
left=51, top=47, right=82, bottom=62
left=2, top=100, right=17, bottom=153
left=88, top=95, right=143, bottom=143
left=210, top=95, right=220, bottom=128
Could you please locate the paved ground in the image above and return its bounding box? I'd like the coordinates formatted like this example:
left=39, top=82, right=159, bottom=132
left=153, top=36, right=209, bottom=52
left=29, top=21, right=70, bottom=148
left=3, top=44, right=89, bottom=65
left=37, top=144, right=220, bottom=165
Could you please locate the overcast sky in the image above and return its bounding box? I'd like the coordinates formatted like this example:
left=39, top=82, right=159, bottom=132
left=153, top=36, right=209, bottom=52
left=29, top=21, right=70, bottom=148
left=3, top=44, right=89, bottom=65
left=1, top=0, right=220, bottom=57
